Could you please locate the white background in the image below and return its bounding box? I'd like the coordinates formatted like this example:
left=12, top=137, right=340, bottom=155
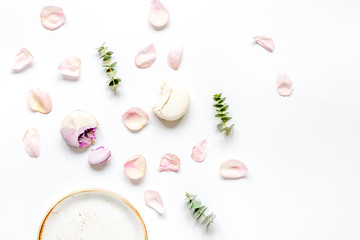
left=1, top=0, right=360, bottom=239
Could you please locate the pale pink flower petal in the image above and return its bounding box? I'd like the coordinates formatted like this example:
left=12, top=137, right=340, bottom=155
left=253, top=36, right=274, bottom=52
left=27, top=88, right=52, bottom=114
left=135, top=44, right=156, bottom=69
left=60, top=110, right=98, bottom=148
left=122, top=107, right=149, bottom=132
left=276, top=73, right=293, bottom=96
left=23, top=128, right=40, bottom=158
left=149, top=0, right=169, bottom=30
left=13, top=48, right=33, bottom=72
left=167, top=44, right=183, bottom=70
left=58, top=56, right=81, bottom=79
left=159, top=153, right=180, bottom=172
left=124, top=154, right=146, bottom=180
left=144, top=190, right=164, bottom=214
left=40, top=6, right=66, bottom=30
left=191, top=139, right=207, bottom=162
left=220, top=159, right=248, bottom=179
left=88, top=146, right=111, bottom=165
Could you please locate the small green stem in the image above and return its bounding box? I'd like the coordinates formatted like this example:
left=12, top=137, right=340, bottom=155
left=186, top=192, right=214, bottom=224
left=101, top=49, right=116, bottom=92
left=106, top=59, right=116, bottom=91
left=223, top=121, right=229, bottom=135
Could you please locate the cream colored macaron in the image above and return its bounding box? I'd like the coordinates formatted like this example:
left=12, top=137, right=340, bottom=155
left=153, top=80, right=190, bottom=121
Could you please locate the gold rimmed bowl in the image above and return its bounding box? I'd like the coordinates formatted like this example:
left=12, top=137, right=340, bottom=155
left=38, top=188, right=148, bottom=240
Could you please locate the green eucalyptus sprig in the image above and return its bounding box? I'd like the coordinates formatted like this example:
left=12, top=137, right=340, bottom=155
left=97, top=43, right=121, bottom=91
left=213, top=93, right=234, bottom=135
left=185, top=192, right=215, bottom=228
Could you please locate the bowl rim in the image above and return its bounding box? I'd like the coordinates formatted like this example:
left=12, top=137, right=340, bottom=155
left=38, top=188, right=148, bottom=240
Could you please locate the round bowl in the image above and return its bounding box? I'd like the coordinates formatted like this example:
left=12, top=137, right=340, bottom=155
left=38, top=188, right=147, bottom=240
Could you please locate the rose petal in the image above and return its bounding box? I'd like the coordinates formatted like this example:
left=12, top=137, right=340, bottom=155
left=58, top=56, right=81, bottom=79
left=220, top=159, right=248, bottom=179
left=167, top=44, right=183, bottom=70
left=149, top=0, right=169, bottom=30
left=191, top=139, right=207, bottom=162
left=144, top=190, right=164, bottom=214
left=27, top=88, right=52, bottom=114
left=253, top=36, right=274, bottom=52
left=23, top=129, right=40, bottom=158
left=135, top=44, right=156, bottom=69
left=60, top=110, right=98, bottom=148
left=122, top=107, right=149, bottom=132
left=276, top=73, right=293, bottom=96
left=159, top=153, right=180, bottom=172
left=124, top=154, right=146, bottom=180
left=13, top=48, right=33, bottom=72
left=40, top=6, right=66, bottom=30
left=88, top=146, right=111, bottom=165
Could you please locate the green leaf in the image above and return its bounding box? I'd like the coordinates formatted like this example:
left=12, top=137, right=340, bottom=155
left=192, top=201, right=202, bottom=209
left=111, top=62, right=117, bottom=67
left=213, top=104, right=223, bottom=108
left=219, top=127, right=226, bottom=132
left=103, top=55, right=111, bottom=61
left=220, top=105, right=229, bottom=112
left=217, top=123, right=224, bottom=131
left=221, top=116, right=232, bottom=123
left=109, top=79, right=119, bottom=86
left=106, top=51, right=113, bottom=55
left=228, top=124, right=235, bottom=132
left=199, top=207, right=207, bottom=217
left=193, top=208, right=200, bottom=218
left=215, top=113, right=226, bottom=118
left=213, top=96, right=221, bottom=101
left=114, top=78, right=121, bottom=83
left=218, top=97, right=226, bottom=104
left=214, top=93, right=222, bottom=98
left=107, top=71, right=117, bottom=78
left=187, top=202, right=192, bottom=209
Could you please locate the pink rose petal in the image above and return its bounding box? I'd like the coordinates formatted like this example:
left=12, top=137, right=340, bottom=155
left=124, top=154, right=146, bottom=180
left=27, top=88, right=52, bottom=114
left=220, top=159, right=248, bottom=179
left=23, top=128, right=40, bottom=158
left=58, top=56, right=81, bottom=79
left=88, top=146, right=111, bottom=165
left=253, top=36, right=274, bottom=52
left=167, top=44, right=183, bottom=70
left=144, top=190, right=164, bottom=214
left=13, top=48, right=33, bottom=72
left=191, top=139, right=207, bottom=162
left=122, top=107, right=149, bottom=132
left=276, top=73, right=293, bottom=96
left=149, top=0, right=169, bottom=30
left=135, top=44, right=156, bottom=69
left=40, top=6, right=66, bottom=30
left=159, top=153, right=180, bottom=172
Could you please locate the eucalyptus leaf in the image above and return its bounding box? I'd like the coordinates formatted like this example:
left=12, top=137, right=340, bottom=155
left=107, top=71, right=117, bottom=78
left=103, top=55, right=111, bottom=61
left=218, top=97, right=226, bottom=104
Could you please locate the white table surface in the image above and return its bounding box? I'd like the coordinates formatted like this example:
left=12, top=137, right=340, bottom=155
left=1, top=0, right=360, bottom=239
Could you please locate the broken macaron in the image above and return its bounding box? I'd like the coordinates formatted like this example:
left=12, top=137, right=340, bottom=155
left=60, top=110, right=98, bottom=149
